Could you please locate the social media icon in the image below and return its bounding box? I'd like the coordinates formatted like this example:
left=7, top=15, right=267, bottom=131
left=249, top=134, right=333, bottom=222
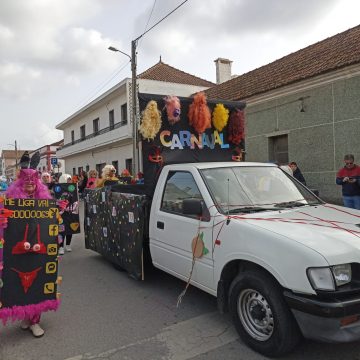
left=46, top=262, right=57, bottom=274
left=44, top=283, right=55, bottom=294
left=47, top=244, right=58, bottom=255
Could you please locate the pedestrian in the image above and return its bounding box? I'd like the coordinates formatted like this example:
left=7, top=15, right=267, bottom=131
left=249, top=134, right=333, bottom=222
left=336, top=154, right=360, bottom=209
left=78, top=170, right=88, bottom=198
left=289, top=162, right=307, bottom=185
left=5, top=152, right=54, bottom=337
left=57, top=174, right=77, bottom=255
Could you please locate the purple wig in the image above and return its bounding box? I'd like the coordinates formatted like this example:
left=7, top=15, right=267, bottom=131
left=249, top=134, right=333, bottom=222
left=6, top=169, right=52, bottom=199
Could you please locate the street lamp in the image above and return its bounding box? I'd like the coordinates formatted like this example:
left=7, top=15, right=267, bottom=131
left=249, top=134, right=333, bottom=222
left=108, top=45, right=138, bottom=176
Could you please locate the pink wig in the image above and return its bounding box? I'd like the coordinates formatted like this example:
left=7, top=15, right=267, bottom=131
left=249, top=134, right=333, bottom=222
left=6, top=169, right=52, bottom=199
left=164, top=95, right=181, bottom=125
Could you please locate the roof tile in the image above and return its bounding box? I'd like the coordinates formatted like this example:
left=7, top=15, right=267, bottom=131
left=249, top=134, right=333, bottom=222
left=138, top=60, right=214, bottom=87
left=205, top=25, right=360, bottom=101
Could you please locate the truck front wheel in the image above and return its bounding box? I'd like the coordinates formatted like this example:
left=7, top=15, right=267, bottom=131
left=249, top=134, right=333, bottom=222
left=229, top=270, right=301, bottom=357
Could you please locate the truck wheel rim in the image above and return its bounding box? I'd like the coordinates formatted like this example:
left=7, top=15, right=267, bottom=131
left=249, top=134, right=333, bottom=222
left=237, top=289, right=274, bottom=341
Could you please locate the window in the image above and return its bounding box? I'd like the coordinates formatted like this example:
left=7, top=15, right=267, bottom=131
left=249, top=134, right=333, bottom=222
left=269, top=135, right=288, bottom=165
left=86, top=165, right=90, bottom=172
left=161, top=171, right=204, bottom=217
left=80, top=125, right=86, bottom=140
left=72, top=167, right=76, bottom=175
left=96, top=163, right=106, bottom=176
left=121, top=103, right=127, bottom=124
left=71, top=130, right=75, bottom=144
left=78, top=166, right=83, bottom=175
left=112, top=160, right=119, bottom=175
left=93, top=118, right=99, bottom=135
left=109, top=110, right=114, bottom=130
left=125, top=158, right=132, bottom=174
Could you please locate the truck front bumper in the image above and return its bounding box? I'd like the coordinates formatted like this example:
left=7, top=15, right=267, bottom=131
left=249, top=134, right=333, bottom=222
left=284, top=290, right=360, bottom=343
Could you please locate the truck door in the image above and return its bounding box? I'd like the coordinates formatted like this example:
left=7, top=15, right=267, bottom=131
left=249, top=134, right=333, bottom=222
left=150, top=170, right=215, bottom=292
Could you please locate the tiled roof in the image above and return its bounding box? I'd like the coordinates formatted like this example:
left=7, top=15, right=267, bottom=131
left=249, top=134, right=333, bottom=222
left=138, top=60, right=215, bottom=87
left=204, top=25, right=360, bottom=101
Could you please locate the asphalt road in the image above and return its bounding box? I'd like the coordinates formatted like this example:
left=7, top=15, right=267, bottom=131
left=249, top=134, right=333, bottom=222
left=1, top=209, right=360, bottom=359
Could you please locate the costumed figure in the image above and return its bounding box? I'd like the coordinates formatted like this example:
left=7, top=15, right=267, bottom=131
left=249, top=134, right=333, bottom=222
left=119, top=169, right=132, bottom=185
left=96, top=165, right=119, bottom=187
left=1, top=151, right=59, bottom=337
left=59, top=173, right=72, bottom=184
left=86, top=170, right=98, bottom=189
left=41, top=172, right=54, bottom=196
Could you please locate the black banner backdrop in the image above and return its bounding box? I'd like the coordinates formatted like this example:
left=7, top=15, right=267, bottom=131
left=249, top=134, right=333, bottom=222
left=53, top=183, right=80, bottom=235
left=138, top=93, right=246, bottom=193
left=84, top=188, right=148, bottom=280
left=1, top=198, right=59, bottom=308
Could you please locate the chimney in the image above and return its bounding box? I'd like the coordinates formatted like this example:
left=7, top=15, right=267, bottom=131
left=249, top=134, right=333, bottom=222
left=214, top=58, right=232, bottom=84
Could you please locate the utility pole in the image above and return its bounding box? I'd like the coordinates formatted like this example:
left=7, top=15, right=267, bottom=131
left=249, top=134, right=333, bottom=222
left=131, top=39, right=138, bottom=176
left=15, top=140, right=18, bottom=170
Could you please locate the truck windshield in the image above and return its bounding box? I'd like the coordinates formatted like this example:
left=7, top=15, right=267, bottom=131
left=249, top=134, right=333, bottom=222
left=200, top=166, right=321, bottom=214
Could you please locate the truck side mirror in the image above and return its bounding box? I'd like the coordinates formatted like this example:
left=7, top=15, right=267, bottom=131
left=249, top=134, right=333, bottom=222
left=182, top=198, right=203, bottom=216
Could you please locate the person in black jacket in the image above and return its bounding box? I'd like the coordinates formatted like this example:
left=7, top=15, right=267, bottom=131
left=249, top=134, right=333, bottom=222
left=289, top=162, right=307, bottom=185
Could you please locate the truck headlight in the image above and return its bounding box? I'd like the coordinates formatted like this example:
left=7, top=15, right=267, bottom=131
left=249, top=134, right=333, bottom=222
left=332, top=264, right=352, bottom=287
left=307, top=264, right=352, bottom=291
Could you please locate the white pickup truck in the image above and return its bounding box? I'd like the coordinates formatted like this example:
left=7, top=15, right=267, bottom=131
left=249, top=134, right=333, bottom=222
left=146, top=161, right=360, bottom=356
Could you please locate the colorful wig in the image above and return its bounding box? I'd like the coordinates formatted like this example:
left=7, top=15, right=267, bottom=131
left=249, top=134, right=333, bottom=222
left=139, top=100, right=162, bottom=140
left=164, top=95, right=181, bottom=125
left=212, top=103, right=229, bottom=132
left=6, top=169, right=52, bottom=199
left=228, top=109, right=245, bottom=145
left=188, top=92, right=211, bottom=134
left=101, top=165, right=118, bottom=180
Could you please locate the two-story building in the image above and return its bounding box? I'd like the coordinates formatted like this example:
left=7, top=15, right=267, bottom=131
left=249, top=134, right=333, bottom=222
left=1, top=149, right=34, bottom=179
left=56, top=60, right=214, bottom=176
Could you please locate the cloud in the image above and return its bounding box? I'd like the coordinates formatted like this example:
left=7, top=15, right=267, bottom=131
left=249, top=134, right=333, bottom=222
left=136, top=0, right=338, bottom=66
left=0, top=0, right=123, bottom=99
left=32, top=123, right=63, bottom=147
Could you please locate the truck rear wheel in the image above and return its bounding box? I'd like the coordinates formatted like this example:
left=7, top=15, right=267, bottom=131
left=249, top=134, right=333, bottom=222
left=229, top=270, right=301, bottom=357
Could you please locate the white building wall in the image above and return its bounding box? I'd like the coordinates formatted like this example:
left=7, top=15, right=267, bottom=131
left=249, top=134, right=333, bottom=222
left=63, top=143, right=132, bottom=175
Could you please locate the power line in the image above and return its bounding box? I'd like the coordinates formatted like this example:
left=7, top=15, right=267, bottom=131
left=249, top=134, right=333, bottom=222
left=70, top=60, right=131, bottom=114
left=139, top=0, right=158, bottom=48
left=135, top=0, right=189, bottom=42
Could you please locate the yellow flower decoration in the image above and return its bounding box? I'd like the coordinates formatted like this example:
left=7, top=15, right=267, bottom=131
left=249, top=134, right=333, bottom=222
left=212, top=103, right=229, bottom=132
left=139, top=100, right=162, bottom=141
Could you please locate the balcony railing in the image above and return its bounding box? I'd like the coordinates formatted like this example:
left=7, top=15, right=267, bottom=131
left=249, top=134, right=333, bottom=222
left=60, top=121, right=127, bottom=150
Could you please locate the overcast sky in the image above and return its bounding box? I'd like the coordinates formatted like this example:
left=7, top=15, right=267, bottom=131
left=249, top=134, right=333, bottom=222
left=1, top=0, right=359, bottom=152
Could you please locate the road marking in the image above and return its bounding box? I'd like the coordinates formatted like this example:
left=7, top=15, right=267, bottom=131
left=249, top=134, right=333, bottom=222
left=64, top=312, right=239, bottom=360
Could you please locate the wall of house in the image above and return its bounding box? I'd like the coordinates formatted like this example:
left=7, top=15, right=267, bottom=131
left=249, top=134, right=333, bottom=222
left=62, top=91, right=130, bottom=146
left=63, top=143, right=132, bottom=176
left=245, top=74, right=360, bottom=204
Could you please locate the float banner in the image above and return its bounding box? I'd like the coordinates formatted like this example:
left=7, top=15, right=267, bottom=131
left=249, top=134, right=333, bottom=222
left=138, top=93, right=246, bottom=193
left=53, top=183, right=80, bottom=234
left=1, top=198, right=59, bottom=308
left=84, top=188, right=147, bottom=280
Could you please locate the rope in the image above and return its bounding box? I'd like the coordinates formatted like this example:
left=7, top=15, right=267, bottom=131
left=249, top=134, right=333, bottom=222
left=176, top=217, right=201, bottom=307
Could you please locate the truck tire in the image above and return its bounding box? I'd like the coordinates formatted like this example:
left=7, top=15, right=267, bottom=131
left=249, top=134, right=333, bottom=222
left=229, top=270, right=301, bottom=357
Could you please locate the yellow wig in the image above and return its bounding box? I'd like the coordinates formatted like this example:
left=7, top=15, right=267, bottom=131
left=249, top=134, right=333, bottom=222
left=139, top=100, right=162, bottom=141
left=212, top=103, right=229, bottom=132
